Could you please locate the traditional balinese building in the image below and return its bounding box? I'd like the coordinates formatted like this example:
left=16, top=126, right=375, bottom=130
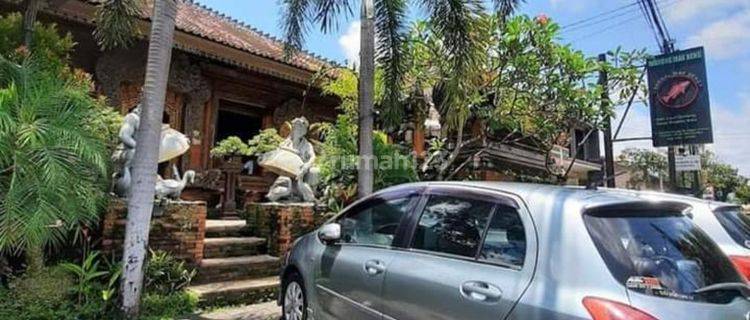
left=0, top=0, right=341, bottom=212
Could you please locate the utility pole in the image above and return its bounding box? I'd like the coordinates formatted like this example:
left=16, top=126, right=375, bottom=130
left=599, top=54, right=615, bottom=188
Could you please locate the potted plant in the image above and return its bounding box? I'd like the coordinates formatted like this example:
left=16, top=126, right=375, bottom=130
left=210, top=136, right=251, bottom=171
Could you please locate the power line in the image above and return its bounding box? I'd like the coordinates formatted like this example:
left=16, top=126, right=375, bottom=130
left=561, top=1, right=641, bottom=31
left=565, top=0, right=680, bottom=43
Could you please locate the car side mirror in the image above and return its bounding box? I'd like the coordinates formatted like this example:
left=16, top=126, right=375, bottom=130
left=318, top=223, right=341, bottom=244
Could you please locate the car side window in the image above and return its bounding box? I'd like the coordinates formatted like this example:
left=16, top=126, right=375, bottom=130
left=479, top=205, right=526, bottom=267
left=411, top=195, right=494, bottom=258
left=337, top=195, right=415, bottom=247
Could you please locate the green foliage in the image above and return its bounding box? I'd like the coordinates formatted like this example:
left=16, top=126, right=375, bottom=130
left=617, top=148, right=668, bottom=190
left=735, top=184, right=750, bottom=205
left=247, top=128, right=284, bottom=157
left=0, top=57, right=110, bottom=255
left=87, top=95, right=124, bottom=151
left=703, top=151, right=746, bottom=201
left=59, top=251, right=109, bottom=305
left=144, top=249, right=196, bottom=295
left=0, top=13, right=75, bottom=74
left=0, top=266, right=75, bottom=320
left=140, top=291, right=199, bottom=320
left=210, top=136, right=251, bottom=158
left=94, top=0, right=144, bottom=51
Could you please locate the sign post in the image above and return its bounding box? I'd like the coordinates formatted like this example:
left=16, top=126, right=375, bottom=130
left=647, top=47, right=712, bottom=193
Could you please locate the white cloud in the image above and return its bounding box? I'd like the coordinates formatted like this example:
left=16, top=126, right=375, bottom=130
left=666, top=0, right=748, bottom=25
left=709, top=95, right=750, bottom=176
left=611, top=104, right=662, bottom=156
left=338, top=21, right=361, bottom=67
left=686, top=9, right=750, bottom=60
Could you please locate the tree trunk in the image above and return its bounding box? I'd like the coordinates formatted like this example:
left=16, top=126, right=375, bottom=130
left=357, top=0, right=375, bottom=198
left=22, top=0, right=43, bottom=48
left=119, top=0, right=177, bottom=317
left=25, top=243, right=44, bottom=274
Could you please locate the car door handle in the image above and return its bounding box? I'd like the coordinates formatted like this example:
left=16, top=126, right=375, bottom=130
left=460, top=281, right=503, bottom=302
left=364, top=260, right=386, bottom=275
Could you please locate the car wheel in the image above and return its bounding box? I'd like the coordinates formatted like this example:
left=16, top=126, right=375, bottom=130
left=282, top=272, right=307, bottom=320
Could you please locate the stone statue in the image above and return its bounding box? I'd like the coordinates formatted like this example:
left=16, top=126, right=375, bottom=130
left=155, top=165, right=196, bottom=200
left=263, top=117, right=320, bottom=202
left=112, top=106, right=140, bottom=197
left=111, top=104, right=193, bottom=199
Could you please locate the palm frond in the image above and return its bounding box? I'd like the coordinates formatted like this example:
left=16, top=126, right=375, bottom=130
left=93, top=0, right=144, bottom=51
left=374, top=0, right=407, bottom=130
left=313, top=0, right=353, bottom=33
left=281, top=0, right=314, bottom=59
left=492, top=0, right=523, bottom=18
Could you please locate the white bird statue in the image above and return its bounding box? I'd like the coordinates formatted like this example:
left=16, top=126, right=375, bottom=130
left=155, top=165, right=195, bottom=200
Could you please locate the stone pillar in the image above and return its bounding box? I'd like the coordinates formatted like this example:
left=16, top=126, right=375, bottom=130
left=220, top=156, right=244, bottom=220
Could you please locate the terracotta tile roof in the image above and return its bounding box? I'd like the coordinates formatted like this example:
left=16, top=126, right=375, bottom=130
left=134, top=0, right=333, bottom=73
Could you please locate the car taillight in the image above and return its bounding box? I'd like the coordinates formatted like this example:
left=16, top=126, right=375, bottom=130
left=583, top=297, right=657, bottom=320
left=729, top=255, right=750, bottom=281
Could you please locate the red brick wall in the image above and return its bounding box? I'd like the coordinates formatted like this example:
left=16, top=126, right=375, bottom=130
left=101, top=199, right=207, bottom=265
left=243, top=203, right=325, bottom=255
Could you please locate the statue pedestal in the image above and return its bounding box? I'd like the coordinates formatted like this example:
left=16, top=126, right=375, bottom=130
left=220, top=156, right=243, bottom=220
left=243, top=202, right=326, bottom=255
left=101, top=198, right=207, bottom=265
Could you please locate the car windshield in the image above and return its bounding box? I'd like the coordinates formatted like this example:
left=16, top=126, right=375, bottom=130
left=714, top=206, right=750, bottom=249
left=584, top=209, right=745, bottom=303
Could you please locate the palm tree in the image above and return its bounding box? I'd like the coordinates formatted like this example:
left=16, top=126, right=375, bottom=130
left=118, top=0, right=178, bottom=317
left=281, top=0, right=521, bottom=197
left=0, top=57, right=109, bottom=273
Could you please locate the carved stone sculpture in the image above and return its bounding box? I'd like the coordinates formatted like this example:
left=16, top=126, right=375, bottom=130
left=111, top=104, right=193, bottom=199
left=261, top=117, right=320, bottom=202
left=155, top=165, right=196, bottom=200
left=112, top=106, right=140, bottom=197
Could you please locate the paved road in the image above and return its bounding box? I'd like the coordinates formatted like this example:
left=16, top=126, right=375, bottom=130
left=198, top=301, right=281, bottom=320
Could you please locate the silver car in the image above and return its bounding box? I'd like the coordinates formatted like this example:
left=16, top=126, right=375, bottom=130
left=279, top=182, right=750, bottom=320
left=621, top=190, right=750, bottom=281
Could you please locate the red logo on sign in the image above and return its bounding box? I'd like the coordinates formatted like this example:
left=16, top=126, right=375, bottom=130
left=655, top=74, right=701, bottom=109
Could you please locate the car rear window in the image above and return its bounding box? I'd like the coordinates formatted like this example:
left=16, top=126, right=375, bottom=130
left=584, top=209, right=745, bottom=303
left=714, top=206, right=750, bottom=249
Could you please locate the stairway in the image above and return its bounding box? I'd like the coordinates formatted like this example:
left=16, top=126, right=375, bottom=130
left=188, top=219, right=281, bottom=308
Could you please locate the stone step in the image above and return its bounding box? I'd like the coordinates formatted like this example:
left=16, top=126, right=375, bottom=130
left=203, top=237, right=266, bottom=258
left=205, top=219, right=249, bottom=237
left=194, top=255, right=280, bottom=284
left=197, top=301, right=281, bottom=320
left=188, top=276, right=279, bottom=308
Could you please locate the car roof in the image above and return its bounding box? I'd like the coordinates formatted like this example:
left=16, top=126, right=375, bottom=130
left=378, top=181, right=690, bottom=216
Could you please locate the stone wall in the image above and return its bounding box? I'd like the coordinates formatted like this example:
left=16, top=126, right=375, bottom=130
left=243, top=203, right=328, bottom=256
left=101, top=198, right=207, bottom=265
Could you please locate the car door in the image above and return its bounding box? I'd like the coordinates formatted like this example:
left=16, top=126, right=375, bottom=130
left=380, top=186, right=537, bottom=320
left=314, top=189, right=421, bottom=320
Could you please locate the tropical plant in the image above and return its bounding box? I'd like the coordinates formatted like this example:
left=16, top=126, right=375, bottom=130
left=93, top=0, right=143, bottom=51
left=404, top=15, right=646, bottom=181
left=617, top=148, right=667, bottom=190
left=144, top=249, right=196, bottom=295
left=703, top=151, right=746, bottom=201
left=59, top=251, right=109, bottom=305
left=210, top=136, right=251, bottom=158
left=0, top=265, right=74, bottom=320
left=0, top=57, right=109, bottom=273
left=0, top=12, right=75, bottom=73
left=247, top=128, right=284, bottom=157
left=119, top=1, right=179, bottom=315
left=281, top=0, right=519, bottom=197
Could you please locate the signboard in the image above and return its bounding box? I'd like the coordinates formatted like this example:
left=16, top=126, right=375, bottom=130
left=675, top=154, right=701, bottom=172
left=647, top=47, right=713, bottom=147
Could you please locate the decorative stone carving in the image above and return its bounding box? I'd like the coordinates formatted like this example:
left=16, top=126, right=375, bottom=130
left=111, top=105, right=193, bottom=199
left=155, top=165, right=196, bottom=200
left=261, top=117, right=320, bottom=202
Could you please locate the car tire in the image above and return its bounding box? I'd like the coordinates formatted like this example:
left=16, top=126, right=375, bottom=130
left=282, top=272, right=307, bottom=320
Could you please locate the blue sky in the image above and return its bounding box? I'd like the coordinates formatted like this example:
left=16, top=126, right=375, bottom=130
left=200, top=0, right=750, bottom=175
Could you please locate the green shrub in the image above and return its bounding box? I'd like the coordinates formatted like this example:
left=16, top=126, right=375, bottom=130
left=0, top=266, right=76, bottom=320
left=145, top=249, right=196, bottom=295
left=0, top=13, right=75, bottom=74
left=140, top=291, right=198, bottom=320
left=247, top=128, right=283, bottom=157
left=210, top=136, right=251, bottom=158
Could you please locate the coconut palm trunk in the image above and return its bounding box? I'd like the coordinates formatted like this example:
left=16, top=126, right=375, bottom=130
left=357, top=0, right=375, bottom=198
left=119, top=0, right=178, bottom=316
left=22, top=0, right=43, bottom=47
